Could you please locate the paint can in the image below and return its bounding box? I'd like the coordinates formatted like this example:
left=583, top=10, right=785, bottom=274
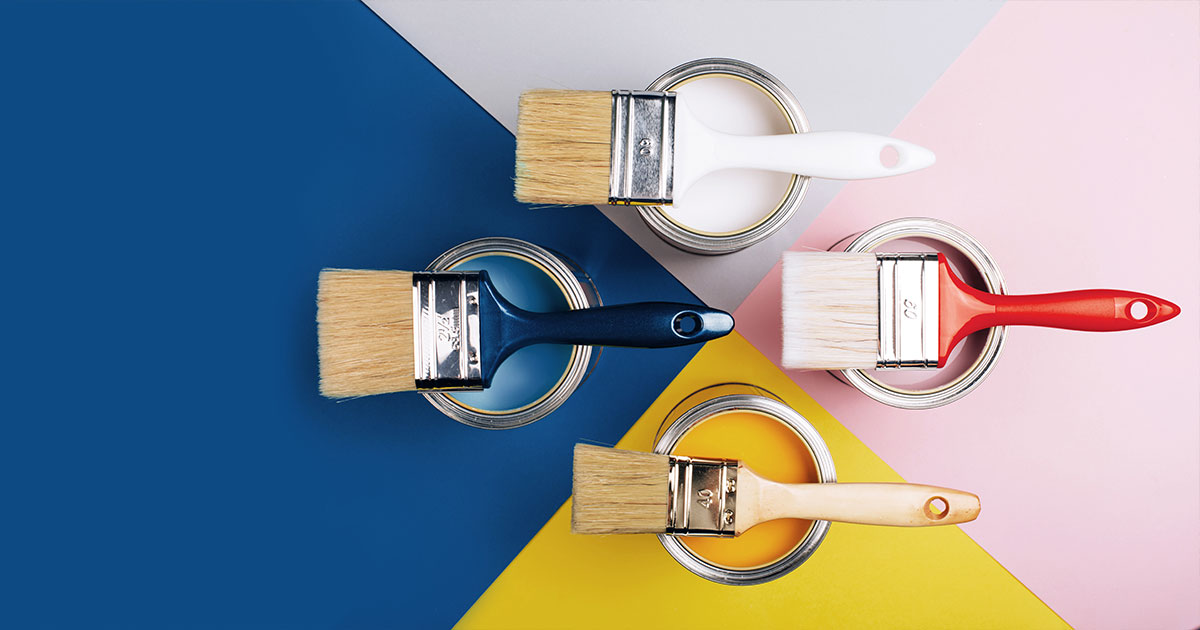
left=423, top=237, right=600, bottom=429
left=653, top=383, right=836, bottom=585
left=638, top=58, right=810, bottom=255
left=829, top=217, right=1009, bottom=409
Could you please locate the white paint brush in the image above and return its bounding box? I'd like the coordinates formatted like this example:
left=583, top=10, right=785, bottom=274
left=515, top=89, right=936, bottom=206
left=780, top=252, right=1181, bottom=370
left=571, top=444, right=979, bottom=536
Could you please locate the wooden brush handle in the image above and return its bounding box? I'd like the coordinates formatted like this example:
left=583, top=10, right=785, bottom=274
left=756, top=482, right=980, bottom=527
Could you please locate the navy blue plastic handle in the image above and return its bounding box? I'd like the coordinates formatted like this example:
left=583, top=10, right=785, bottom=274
left=507, top=302, right=734, bottom=348
left=475, top=272, right=734, bottom=385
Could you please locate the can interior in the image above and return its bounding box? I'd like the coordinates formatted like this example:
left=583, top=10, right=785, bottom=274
left=443, top=252, right=576, bottom=414
left=660, top=75, right=795, bottom=236
left=672, top=409, right=819, bottom=570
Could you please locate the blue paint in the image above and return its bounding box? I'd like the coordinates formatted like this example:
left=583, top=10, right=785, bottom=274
left=447, top=254, right=575, bottom=413
left=0, top=2, right=707, bottom=627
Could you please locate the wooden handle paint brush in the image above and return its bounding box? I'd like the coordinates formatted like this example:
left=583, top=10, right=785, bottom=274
left=781, top=252, right=1181, bottom=370
left=571, top=444, right=979, bottom=536
left=317, top=269, right=733, bottom=398
left=515, top=89, right=935, bottom=207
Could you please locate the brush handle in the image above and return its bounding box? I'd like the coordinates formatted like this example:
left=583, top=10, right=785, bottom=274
left=674, top=99, right=936, bottom=187
left=511, top=302, right=734, bottom=348
left=477, top=273, right=735, bottom=386
left=709, top=131, right=937, bottom=180
left=936, top=256, right=1181, bottom=362
left=757, top=482, right=980, bottom=527
left=969, top=290, right=1178, bottom=331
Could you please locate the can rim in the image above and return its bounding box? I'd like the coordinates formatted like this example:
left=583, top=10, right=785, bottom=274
left=653, top=391, right=836, bottom=585
left=637, top=58, right=811, bottom=255
left=836, top=218, right=1009, bottom=409
left=422, top=237, right=597, bottom=429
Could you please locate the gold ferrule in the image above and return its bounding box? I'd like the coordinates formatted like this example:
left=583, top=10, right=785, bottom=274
left=665, top=455, right=738, bottom=537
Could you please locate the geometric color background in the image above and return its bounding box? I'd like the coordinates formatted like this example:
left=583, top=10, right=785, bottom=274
left=370, top=2, right=1200, bottom=628
left=2, top=1, right=1196, bottom=629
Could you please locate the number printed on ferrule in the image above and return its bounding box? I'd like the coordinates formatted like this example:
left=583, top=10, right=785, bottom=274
left=436, top=311, right=460, bottom=348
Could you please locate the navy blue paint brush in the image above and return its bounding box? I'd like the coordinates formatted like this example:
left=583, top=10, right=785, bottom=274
left=317, top=269, right=733, bottom=398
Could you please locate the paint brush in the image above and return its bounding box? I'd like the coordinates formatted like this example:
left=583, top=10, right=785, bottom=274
left=781, top=252, right=1181, bottom=370
left=514, top=89, right=935, bottom=206
left=317, top=269, right=733, bottom=398
left=571, top=444, right=979, bottom=535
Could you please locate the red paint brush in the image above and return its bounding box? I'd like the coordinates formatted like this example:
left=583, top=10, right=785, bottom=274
left=782, top=253, right=1180, bottom=370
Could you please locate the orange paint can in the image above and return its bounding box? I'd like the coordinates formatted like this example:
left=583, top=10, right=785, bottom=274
left=653, top=383, right=836, bottom=585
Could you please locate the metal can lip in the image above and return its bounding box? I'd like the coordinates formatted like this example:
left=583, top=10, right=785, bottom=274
left=422, top=237, right=600, bottom=429
left=834, top=218, right=1009, bottom=409
left=653, top=385, right=836, bottom=585
left=638, top=58, right=811, bottom=255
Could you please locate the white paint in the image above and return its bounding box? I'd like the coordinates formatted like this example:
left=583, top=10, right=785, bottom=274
left=665, top=77, right=794, bottom=234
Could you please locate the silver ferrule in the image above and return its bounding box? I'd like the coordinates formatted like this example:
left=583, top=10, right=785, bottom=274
left=877, top=253, right=940, bottom=368
left=609, top=90, right=675, bottom=206
left=665, top=455, right=738, bottom=537
left=412, top=272, right=484, bottom=390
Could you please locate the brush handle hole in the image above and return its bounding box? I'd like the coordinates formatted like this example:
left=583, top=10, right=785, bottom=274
left=672, top=311, right=704, bottom=338
left=879, top=145, right=900, bottom=168
left=1128, top=300, right=1151, bottom=321
left=923, top=496, right=949, bottom=520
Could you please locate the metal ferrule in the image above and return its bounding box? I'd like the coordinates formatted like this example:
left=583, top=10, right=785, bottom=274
left=609, top=90, right=675, bottom=206
left=412, top=272, right=483, bottom=390
left=877, top=253, right=940, bottom=368
left=665, top=454, right=738, bottom=537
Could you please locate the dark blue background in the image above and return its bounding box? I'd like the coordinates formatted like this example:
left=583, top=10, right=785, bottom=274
left=0, top=2, right=702, bottom=627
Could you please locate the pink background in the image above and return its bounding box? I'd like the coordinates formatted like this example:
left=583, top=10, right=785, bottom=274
left=735, top=3, right=1200, bottom=629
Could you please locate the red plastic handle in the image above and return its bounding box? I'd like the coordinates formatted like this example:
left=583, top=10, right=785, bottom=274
left=937, top=255, right=1180, bottom=364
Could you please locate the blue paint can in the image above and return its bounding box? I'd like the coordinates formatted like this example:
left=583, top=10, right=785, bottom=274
left=422, top=237, right=600, bottom=429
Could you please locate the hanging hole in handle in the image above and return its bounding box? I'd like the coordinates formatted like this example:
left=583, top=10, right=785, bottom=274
left=1128, top=300, right=1151, bottom=321
left=879, top=145, right=900, bottom=168
left=672, top=311, right=704, bottom=338
left=923, top=496, right=949, bottom=520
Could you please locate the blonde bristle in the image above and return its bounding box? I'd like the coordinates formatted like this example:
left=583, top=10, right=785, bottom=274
left=571, top=444, right=669, bottom=535
left=515, top=90, right=612, bottom=205
left=317, top=269, right=416, bottom=397
left=781, top=252, right=879, bottom=370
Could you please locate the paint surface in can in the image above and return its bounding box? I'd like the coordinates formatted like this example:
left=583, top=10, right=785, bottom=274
left=665, top=76, right=794, bottom=235
left=445, top=254, right=573, bottom=412
left=673, top=410, right=819, bottom=569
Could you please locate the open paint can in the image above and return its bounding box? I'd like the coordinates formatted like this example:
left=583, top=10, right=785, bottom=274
left=829, top=218, right=1009, bottom=409
left=653, top=383, right=836, bottom=585
left=637, top=58, right=810, bottom=255
left=422, top=237, right=600, bottom=429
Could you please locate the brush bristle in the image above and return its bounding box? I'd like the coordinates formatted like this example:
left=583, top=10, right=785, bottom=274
left=317, top=269, right=416, bottom=397
left=781, top=252, right=879, bottom=370
left=515, top=90, right=611, bottom=205
left=571, top=444, right=669, bottom=535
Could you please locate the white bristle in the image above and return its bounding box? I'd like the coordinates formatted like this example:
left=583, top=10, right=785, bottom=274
left=781, top=252, right=879, bottom=370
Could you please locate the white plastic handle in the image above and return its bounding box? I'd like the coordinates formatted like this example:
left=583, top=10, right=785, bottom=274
left=712, top=131, right=937, bottom=180
left=672, top=98, right=936, bottom=197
